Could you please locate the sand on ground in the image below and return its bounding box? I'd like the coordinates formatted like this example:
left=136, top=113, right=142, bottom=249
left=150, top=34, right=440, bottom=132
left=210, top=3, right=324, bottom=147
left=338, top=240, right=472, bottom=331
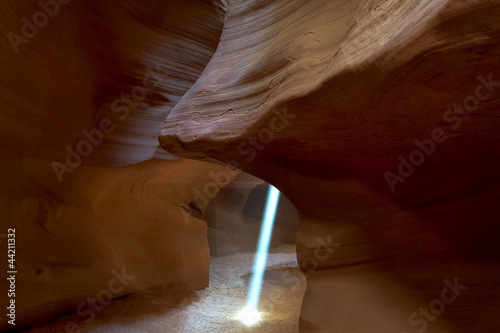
left=25, top=244, right=306, bottom=333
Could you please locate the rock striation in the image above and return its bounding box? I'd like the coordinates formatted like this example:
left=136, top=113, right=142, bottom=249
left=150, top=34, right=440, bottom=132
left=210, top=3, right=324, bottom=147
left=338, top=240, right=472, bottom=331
left=0, top=0, right=232, bottom=330
left=159, top=0, right=500, bottom=332
left=1, top=0, right=500, bottom=332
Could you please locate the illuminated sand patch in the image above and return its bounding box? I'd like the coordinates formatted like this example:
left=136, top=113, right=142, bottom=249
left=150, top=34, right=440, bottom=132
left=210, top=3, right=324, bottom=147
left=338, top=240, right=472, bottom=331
left=26, top=244, right=305, bottom=333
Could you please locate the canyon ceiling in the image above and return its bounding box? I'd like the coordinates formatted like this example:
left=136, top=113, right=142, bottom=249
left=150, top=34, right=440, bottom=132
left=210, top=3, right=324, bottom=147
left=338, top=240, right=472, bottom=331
left=1, top=0, right=500, bottom=332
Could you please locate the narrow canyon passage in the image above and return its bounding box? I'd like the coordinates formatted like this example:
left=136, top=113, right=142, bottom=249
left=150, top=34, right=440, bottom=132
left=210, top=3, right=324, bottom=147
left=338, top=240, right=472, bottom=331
left=25, top=244, right=305, bottom=333
left=1, top=0, right=500, bottom=332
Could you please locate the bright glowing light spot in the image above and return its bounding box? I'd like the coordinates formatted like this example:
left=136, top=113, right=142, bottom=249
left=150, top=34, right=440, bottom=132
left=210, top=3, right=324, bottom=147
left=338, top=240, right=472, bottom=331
left=236, top=185, right=280, bottom=326
left=236, top=306, right=261, bottom=326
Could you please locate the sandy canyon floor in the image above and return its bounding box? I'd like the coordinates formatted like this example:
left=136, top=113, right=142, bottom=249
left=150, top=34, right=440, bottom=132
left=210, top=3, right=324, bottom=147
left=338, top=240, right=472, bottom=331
left=25, top=244, right=306, bottom=333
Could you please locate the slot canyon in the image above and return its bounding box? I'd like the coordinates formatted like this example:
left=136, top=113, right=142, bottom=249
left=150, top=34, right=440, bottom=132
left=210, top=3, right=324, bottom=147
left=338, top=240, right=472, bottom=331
left=1, top=0, right=499, bottom=332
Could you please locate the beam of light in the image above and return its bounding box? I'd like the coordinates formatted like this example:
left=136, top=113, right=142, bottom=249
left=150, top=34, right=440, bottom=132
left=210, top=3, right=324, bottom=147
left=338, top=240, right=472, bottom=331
left=237, top=185, right=280, bottom=326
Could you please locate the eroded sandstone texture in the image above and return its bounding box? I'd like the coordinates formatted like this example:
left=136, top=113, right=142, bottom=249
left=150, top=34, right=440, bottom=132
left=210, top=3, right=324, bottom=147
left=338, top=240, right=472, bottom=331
left=0, top=0, right=233, bottom=330
left=159, top=0, right=500, bottom=332
left=1, top=0, right=500, bottom=332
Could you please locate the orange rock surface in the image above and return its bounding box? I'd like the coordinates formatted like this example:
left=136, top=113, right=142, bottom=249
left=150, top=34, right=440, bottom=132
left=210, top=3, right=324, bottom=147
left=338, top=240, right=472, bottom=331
left=1, top=0, right=499, bottom=332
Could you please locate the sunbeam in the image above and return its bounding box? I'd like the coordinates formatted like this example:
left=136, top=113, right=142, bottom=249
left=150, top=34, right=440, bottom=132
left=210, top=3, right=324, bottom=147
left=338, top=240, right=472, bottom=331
left=237, top=185, right=280, bottom=326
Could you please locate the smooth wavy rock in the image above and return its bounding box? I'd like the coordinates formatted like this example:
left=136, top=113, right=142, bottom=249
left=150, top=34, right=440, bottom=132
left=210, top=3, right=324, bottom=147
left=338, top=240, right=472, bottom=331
left=0, top=0, right=230, bottom=330
left=160, top=0, right=500, bottom=332
left=1, top=0, right=224, bottom=166
left=0, top=157, right=239, bottom=331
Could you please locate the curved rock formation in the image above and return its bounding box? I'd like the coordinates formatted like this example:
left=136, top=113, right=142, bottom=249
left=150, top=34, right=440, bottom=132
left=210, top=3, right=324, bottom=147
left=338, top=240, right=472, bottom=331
left=159, top=0, right=500, bottom=332
left=0, top=0, right=233, bottom=330
left=1, top=0, right=500, bottom=332
left=1, top=158, right=237, bottom=331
